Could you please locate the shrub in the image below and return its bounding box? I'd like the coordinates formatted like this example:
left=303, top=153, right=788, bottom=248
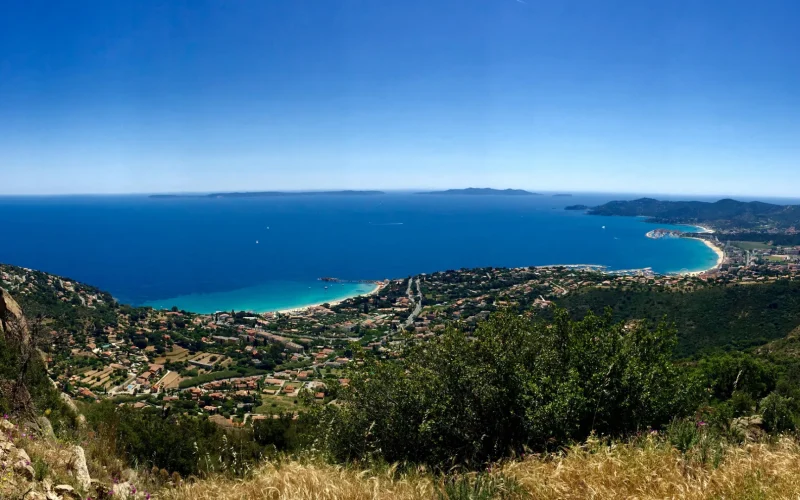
left=667, top=418, right=700, bottom=454
left=760, top=392, right=795, bottom=433
left=729, top=391, right=756, bottom=416
left=319, top=309, right=695, bottom=467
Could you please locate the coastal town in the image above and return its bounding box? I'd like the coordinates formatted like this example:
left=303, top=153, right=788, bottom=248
left=2, top=224, right=799, bottom=427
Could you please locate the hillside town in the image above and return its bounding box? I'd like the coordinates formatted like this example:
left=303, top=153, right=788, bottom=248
left=2, top=238, right=799, bottom=426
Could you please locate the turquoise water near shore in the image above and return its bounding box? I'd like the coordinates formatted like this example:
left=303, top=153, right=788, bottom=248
left=0, top=193, right=727, bottom=313
left=143, top=281, right=377, bottom=314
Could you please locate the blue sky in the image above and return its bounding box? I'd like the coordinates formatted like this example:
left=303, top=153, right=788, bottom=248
left=1, top=0, right=799, bottom=196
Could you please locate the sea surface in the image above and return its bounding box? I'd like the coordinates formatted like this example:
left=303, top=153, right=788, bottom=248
left=0, top=192, right=727, bottom=313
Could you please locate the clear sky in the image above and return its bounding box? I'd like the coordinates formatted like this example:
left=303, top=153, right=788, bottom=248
left=1, top=0, right=799, bottom=196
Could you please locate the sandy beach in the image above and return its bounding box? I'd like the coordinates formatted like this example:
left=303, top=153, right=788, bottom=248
left=275, top=281, right=385, bottom=315
left=683, top=238, right=725, bottom=275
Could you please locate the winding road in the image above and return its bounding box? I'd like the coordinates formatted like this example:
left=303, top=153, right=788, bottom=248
left=403, top=277, right=423, bottom=329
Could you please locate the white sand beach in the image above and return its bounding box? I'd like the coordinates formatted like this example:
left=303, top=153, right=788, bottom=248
left=275, top=281, right=385, bottom=315
left=683, top=238, right=724, bottom=275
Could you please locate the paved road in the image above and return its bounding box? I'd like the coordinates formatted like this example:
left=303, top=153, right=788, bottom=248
left=403, top=278, right=423, bottom=329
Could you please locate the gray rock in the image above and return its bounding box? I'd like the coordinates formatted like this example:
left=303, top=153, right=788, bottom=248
left=0, top=440, right=14, bottom=457
left=54, top=484, right=81, bottom=499
left=36, top=417, right=56, bottom=442
left=14, top=447, right=31, bottom=463
left=58, top=393, right=87, bottom=430
left=14, top=461, right=35, bottom=480
left=69, top=445, right=92, bottom=491
left=1, top=289, right=29, bottom=345
left=0, top=419, right=15, bottom=433
left=112, top=481, right=133, bottom=499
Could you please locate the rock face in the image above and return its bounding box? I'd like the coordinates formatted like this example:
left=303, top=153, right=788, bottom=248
left=69, top=445, right=92, bottom=492
left=112, top=481, right=134, bottom=499
left=59, top=393, right=86, bottom=429
left=54, top=484, right=81, bottom=499
left=733, top=415, right=766, bottom=441
left=0, top=288, right=29, bottom=345
left=36, top=416, right=56, bottom=442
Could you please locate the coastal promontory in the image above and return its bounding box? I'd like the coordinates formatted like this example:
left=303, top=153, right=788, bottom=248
left=587, top=198, right=800, bottom=229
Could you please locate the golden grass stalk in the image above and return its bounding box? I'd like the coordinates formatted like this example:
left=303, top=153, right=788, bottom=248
left=160, top=437, right=800, bottom=500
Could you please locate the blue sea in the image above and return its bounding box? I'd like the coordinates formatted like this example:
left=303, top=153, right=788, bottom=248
left=0, top=192, right=727, bottom=313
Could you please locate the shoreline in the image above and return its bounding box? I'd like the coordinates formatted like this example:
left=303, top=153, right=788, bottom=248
left=274, top=281, right=384, bottom=315
left=142, top=281, right=385, bottom=316
left=682, top=237, right=725, bottom=276
left=641, top=222, right=722, bottom=276
left=694, top=225, right=716, bottom=234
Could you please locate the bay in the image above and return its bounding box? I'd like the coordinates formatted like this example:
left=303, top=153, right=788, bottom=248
left=0, top=192, right=719, bottom=313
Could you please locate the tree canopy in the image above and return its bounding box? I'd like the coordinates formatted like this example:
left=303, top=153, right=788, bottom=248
left=319, top=308, right=694, bottom=467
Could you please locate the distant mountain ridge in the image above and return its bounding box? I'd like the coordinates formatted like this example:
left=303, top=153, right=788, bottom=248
left=416, top=188, right=540, bottom=196
left=588, top=198, right=800, bottom=229
left=150, top=190, right=385, bottom=199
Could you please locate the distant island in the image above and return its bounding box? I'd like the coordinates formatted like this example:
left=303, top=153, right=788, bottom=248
left=553, top=194, right=573, bottom=197
left=150, top=190, right=385, bottom=199
left=587, top=198, right=800, bottom=230
left=565, top=204, right=590, bottom=211
left=416, top=188, right=540, bottom=196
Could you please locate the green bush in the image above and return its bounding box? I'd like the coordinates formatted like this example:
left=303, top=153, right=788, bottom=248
left=667, top=418, right=700, bottom=454
left=760, top=392, right=795, bottom=433
left=318, top=309, right=695, bottom=466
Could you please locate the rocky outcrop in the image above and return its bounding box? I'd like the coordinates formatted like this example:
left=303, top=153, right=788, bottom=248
left=733, top=415, right=765, bottom=441
left=69, top=446, right=92, bottom=491
left=1, top=418, right=111, bottom=500
left=53, top=484, right=80, bottom=499
left=59, top=393, right=86, bottom=429
left=1, top=288, right=29, bottom=345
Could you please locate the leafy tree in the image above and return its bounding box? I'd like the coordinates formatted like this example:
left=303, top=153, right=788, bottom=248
left=760, top=392, right=795, bottom=432
left=318, top=308, right=694, bottom=466
left=698, top=352, right=777, bottom=402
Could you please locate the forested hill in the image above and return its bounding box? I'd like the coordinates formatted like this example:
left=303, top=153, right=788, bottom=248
left=551, top=279, right=800, bottom=357
left=588, top=198, right=800, bottom=229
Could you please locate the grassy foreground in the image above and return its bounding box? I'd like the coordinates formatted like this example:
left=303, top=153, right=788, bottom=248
left=160, top=436, right=800, bottom=500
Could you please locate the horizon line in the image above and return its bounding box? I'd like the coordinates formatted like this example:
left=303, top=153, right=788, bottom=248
left=1, top=188, right=800, bottom=201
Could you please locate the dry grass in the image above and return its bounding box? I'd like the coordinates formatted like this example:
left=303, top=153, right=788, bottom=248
left=160, top=437, right=800, bottom=500
left=160, top=461, right=438, bottom=500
